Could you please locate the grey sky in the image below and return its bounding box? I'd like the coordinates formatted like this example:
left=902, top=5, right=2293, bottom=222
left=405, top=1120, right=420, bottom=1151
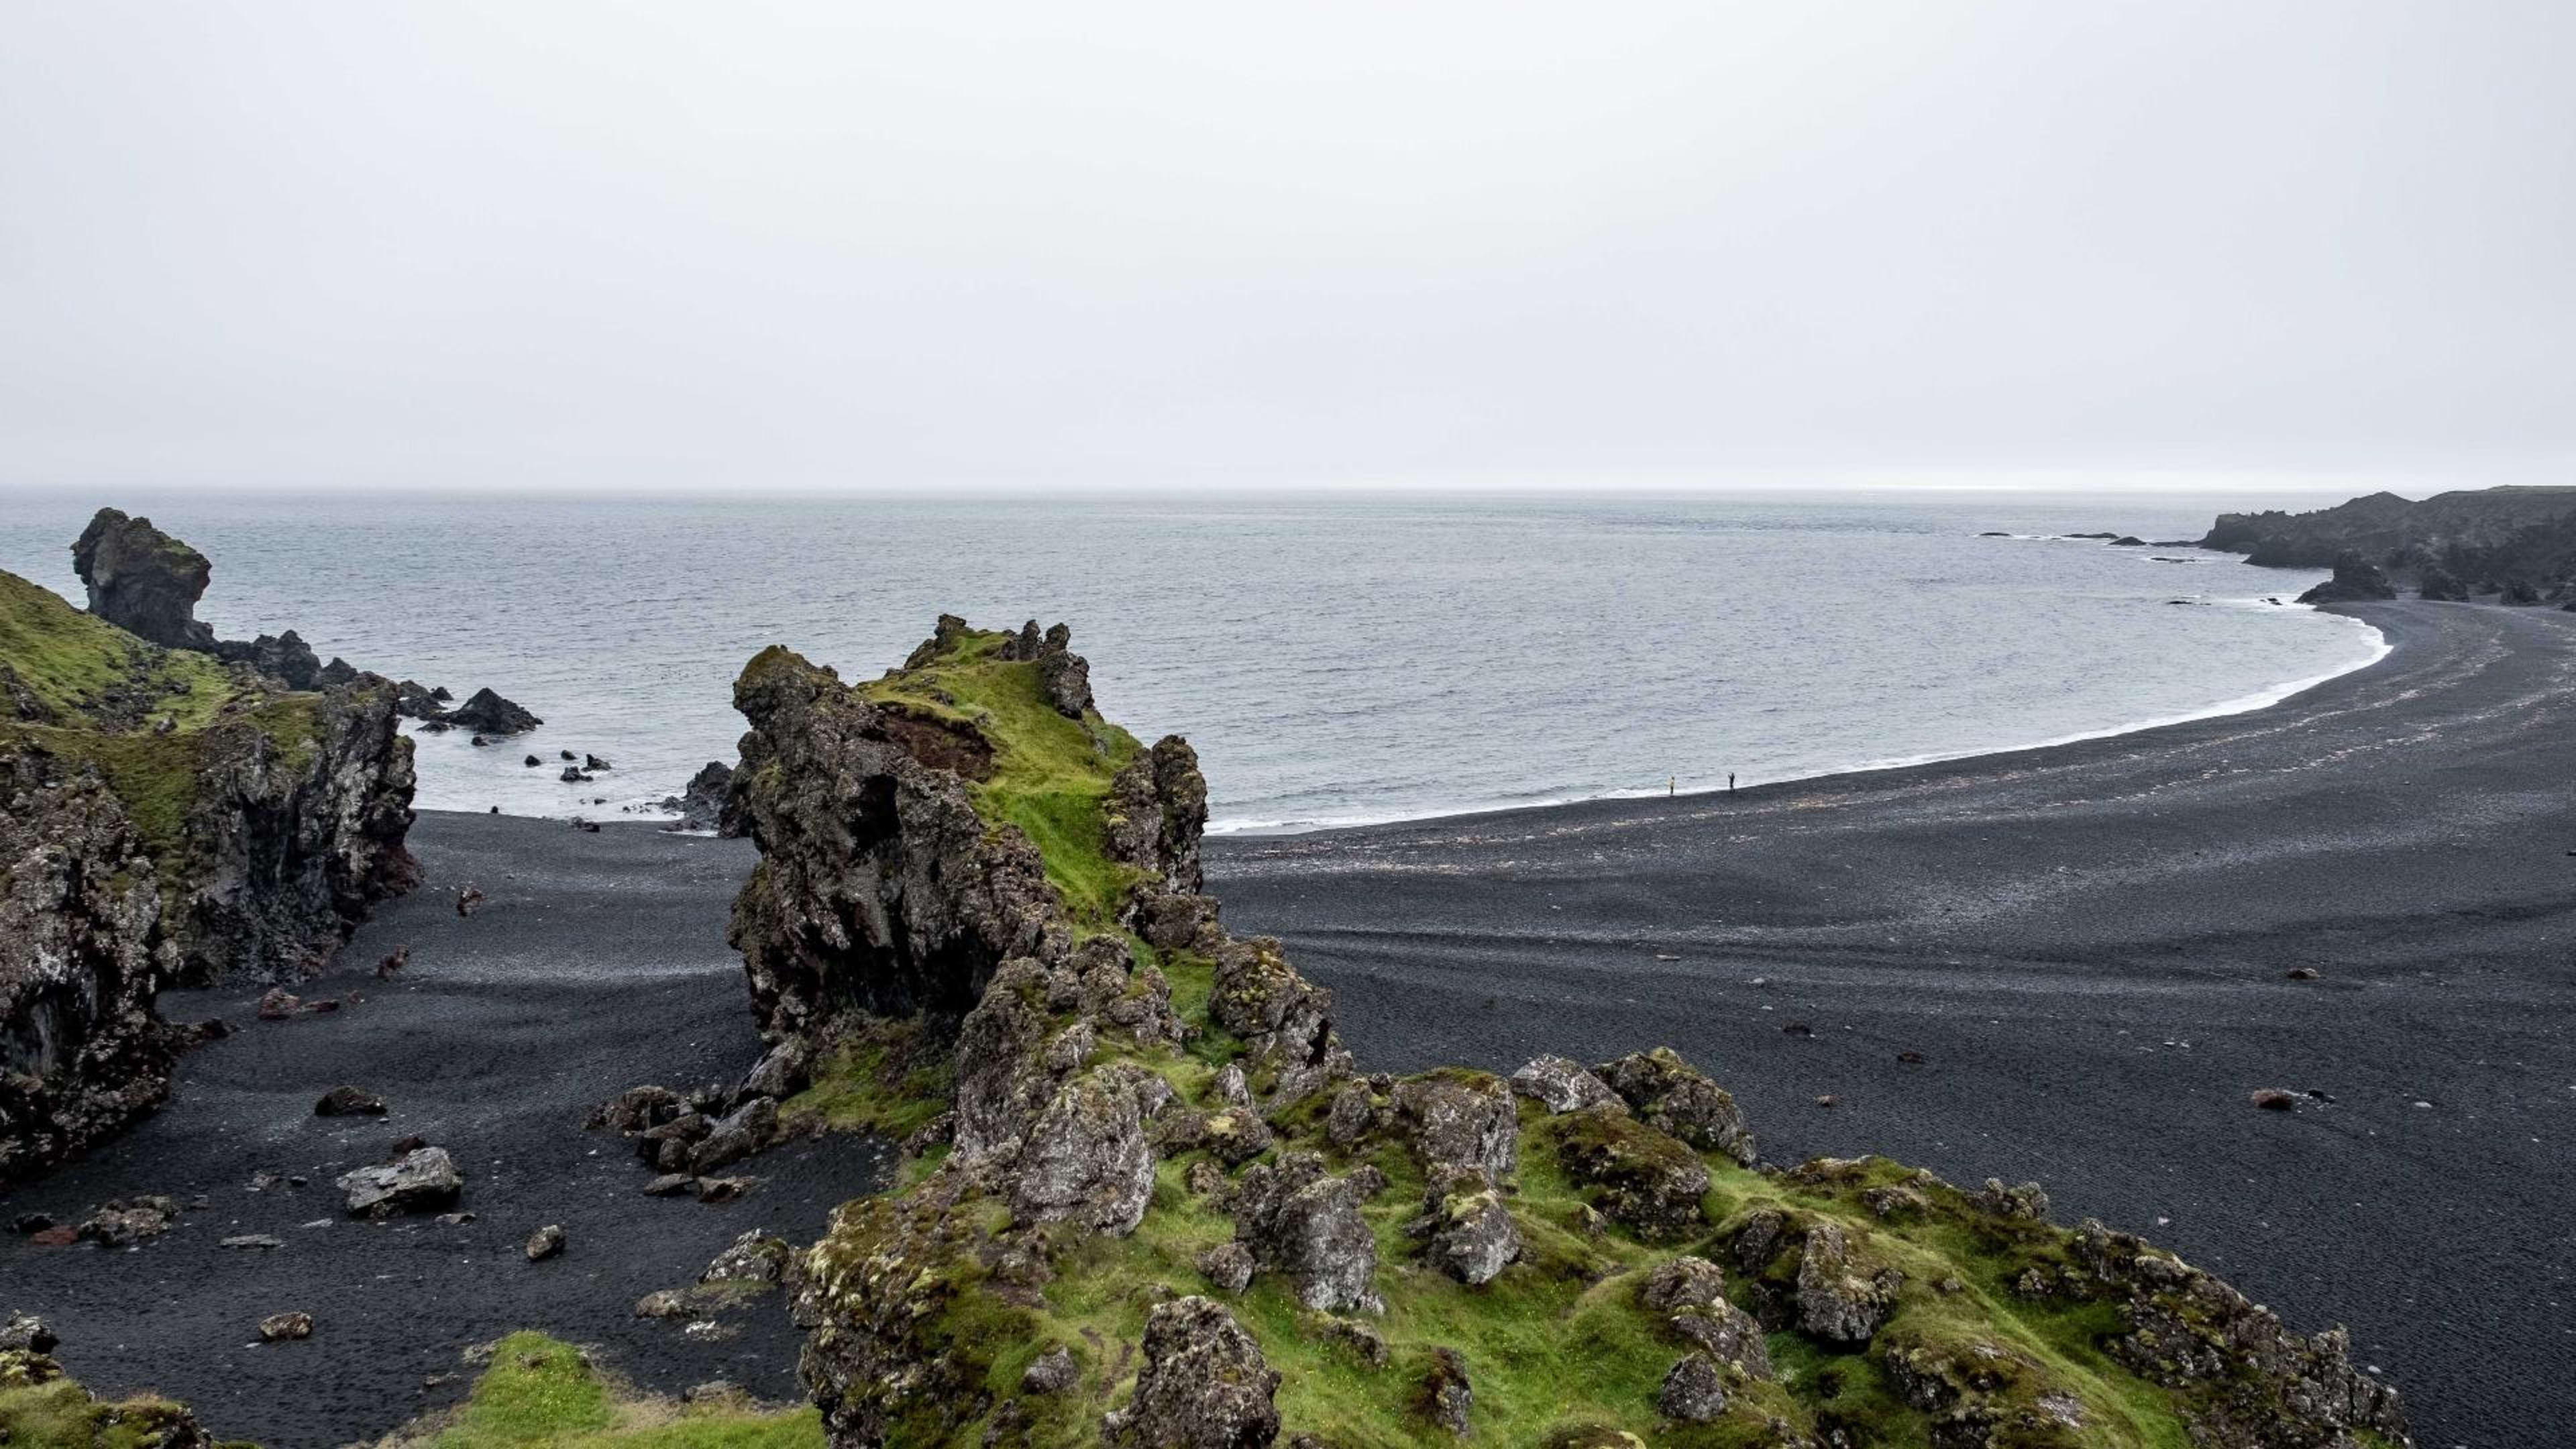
left=3, top=1, right=2569, bottom=494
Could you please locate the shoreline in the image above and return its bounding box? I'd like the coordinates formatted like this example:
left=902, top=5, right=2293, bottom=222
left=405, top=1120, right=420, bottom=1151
left=1206, top=599, right=2392, bottom=837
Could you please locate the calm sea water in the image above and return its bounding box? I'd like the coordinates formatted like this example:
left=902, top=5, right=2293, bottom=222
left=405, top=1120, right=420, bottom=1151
left=0, top=492, right=2381, bottom=831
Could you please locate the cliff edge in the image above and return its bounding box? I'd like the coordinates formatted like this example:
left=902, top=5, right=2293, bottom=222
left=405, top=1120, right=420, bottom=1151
left=0, top=551, right=415, bottom=1186
left=713, top=618, right=2411, bottom=1449
left=2203, top=486, right=2576, bottom=603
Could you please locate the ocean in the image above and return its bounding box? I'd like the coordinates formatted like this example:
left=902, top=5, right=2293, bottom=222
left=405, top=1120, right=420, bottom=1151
left=0, top=492, right=2384, bottom=831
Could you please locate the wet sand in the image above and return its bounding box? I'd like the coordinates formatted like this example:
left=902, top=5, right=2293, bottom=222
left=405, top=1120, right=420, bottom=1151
left=1208, top=601, right=2576, bottom=1449
left=0, top=815, right=888, bottom=1448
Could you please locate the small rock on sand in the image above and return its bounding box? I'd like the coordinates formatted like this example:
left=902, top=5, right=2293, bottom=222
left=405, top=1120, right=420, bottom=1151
left=315, top=1085, right=386, bottom=1117
left=525, top=1224, right=566, bottom=1261
left=258, top=1311, right=313, bottom=1342
left=2250, top=1089, right=2298, bottom=1111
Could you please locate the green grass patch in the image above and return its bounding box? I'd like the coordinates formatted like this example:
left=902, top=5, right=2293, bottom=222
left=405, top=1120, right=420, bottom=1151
left=0, top=572, right=233, bottom=728
left=780, top=1016, right=957, bottom=1140
left=0, top=1377, right=250, bottom=1449
left=386, top=1332, right=820, bottom=1448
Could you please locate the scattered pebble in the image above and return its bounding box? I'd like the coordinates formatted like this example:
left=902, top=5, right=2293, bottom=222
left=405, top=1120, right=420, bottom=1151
left=2250, top=1089, right=2298, bottom=1111
left=221, top=1234, right=286, bottom=1250
left=525, top=1224, right=567, bottom=1262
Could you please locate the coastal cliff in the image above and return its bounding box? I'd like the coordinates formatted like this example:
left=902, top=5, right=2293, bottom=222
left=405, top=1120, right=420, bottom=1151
left=722, top=619, right=2412, bottom=1449
left=0, top=555, right=416, bottom=1185
left=2203, top=486, right=2576, bottom=602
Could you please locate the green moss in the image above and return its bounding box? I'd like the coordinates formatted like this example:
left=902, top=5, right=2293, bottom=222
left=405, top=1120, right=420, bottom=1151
left=780, top=1016, right=956, bottom=1140
left=0, top=568, right=339, bottom=905
left=854, top=625, right=1142, bottom=926
left=0, top=1378, right=250, bottom=1449
left=393, top=1332, right=821, bottom=1448
left=0, top=572, right=232, bottom=728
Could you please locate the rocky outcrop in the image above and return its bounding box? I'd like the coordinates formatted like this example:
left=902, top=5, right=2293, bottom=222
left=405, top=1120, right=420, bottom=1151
left=2205, top=484, right=2576, bottom=596
left=2294, top=551, right=2399, bottom=605
left=1509, top=1054, right=1623, bottom=1114
left=2, top=543, right=415, bottom=1188
left=70, top=508, right=215, bottom=651
left=729, top=616, right=2410, bottom=1449
left=1102, top=1297, right=1281, bottom=1448
left=1592, top=1048, right=1757, bottom=1167
left=660, top=759, right=738, bottom=834
left=727, top=646, right=1069, bottom=1028
left=440, top=687, right=541, bottom=735
left=1105, top=737, right=1205, bottom=898
left=213, top=631, right=323, bottom=689
left=1232, top=1151, right=1381, bottom=1313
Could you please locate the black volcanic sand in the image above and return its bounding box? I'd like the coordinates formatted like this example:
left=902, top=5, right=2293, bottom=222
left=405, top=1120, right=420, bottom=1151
left=0, top=814, right=890, bottom=1449
left=1210, top=601, right=2576, bottom=1449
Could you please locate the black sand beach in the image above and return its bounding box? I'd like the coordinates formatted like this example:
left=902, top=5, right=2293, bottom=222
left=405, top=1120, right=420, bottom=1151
left=0, top=817, right=888, bottom=1448
left=3, top=600, right=2567, bottom=1448
left=1209, top=601, right=2576, bottom=1449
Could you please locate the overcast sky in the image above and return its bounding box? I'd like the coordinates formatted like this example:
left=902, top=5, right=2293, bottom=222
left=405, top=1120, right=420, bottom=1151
left=2, top=1, right=2569, bottom=496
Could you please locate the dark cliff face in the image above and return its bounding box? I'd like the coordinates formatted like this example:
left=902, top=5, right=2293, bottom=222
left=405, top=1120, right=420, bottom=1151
left=725, top=643, right=1067, bottom=1029
left=0, top=759, right=183, bottom=1185
left=70, top=508, right=217, bottom=651
left=2204, top=485, right=2576, bottom=594
left=166, top=678, right=421, bottom=983
left=0, top=561, right=417, bottom=1186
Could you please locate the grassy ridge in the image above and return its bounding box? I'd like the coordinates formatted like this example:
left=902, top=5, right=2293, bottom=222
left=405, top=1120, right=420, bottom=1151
left=0, top=570, right=325, bottom=876
left=0, top=572, right=235, bottom=729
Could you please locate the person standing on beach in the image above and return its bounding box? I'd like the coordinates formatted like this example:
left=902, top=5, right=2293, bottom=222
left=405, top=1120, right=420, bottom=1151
left=1668, top=775, right=1675, bottom=796
left=1729, top=772, right=1737, bottom=793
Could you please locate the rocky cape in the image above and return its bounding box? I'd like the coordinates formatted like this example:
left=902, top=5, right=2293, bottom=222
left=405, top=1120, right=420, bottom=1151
left=73, top=506, right=543, bottom=731
left=2202, top=485, right=2576, bottom=604
left=663, top=616, right=2412, bottom=1448
left=1, top=524, right=416, bottom=1187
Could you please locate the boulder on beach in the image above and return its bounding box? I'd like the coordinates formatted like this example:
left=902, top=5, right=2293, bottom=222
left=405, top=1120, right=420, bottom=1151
left=334, top=1146, right=463, bottom=1217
